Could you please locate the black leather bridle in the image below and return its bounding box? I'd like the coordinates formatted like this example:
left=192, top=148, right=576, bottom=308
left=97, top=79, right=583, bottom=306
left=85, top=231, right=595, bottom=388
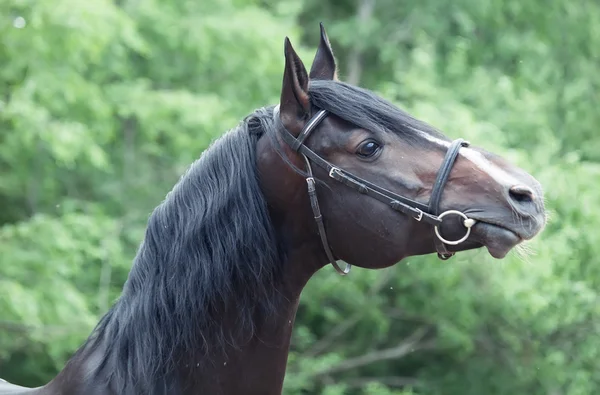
left=276, top=107, right=477, bottom=275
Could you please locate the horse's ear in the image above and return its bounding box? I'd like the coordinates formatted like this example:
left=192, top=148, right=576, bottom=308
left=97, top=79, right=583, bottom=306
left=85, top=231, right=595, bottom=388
left=309, top=23, right=337, bottom=80
left=280, top=37, right=310, bottom=136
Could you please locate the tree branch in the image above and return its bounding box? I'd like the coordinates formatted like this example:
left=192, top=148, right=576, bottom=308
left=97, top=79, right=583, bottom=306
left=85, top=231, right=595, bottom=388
left=343, top=375, right=419, bottom=389
left=302, top=270, right=394, bottom=357
left=315, top=326, right=435, bottom=377
left=347, top=0, right=375, bottom=85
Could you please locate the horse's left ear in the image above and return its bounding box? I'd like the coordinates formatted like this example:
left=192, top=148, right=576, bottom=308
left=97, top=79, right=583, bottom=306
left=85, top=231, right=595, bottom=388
left=280, top=37, right=310, bottom=136
left=309, top=22, right=337, bottom=80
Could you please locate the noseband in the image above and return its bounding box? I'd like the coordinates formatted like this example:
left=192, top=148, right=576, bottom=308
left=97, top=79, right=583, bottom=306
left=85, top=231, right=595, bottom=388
left=276, top=107, right=476, bottom=275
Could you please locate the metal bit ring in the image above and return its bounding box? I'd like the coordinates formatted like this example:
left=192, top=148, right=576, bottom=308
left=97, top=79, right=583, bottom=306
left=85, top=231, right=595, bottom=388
left=434, top=210, right=476, bottom=246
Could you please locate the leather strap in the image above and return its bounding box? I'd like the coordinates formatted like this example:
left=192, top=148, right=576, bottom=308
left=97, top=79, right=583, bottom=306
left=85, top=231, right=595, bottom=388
left=428, top=138, right=470, bottom=259
left=291, top=111, right=329, bottom=152
left=304, top=156, right=351, bottom=275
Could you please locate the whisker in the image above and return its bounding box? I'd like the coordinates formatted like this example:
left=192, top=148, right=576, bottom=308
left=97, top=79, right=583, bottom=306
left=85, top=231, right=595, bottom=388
left=514, top=242, right=536, bottom=265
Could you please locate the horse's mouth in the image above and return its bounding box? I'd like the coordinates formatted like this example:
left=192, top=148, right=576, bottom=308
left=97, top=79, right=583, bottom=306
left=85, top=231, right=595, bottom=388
left=469, top=221, right=523, bottom=259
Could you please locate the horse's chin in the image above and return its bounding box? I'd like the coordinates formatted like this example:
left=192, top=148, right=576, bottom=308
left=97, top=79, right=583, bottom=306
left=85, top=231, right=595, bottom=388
left=469, top=222, right=523, bottom=259
left=433, top=217, right=524, bottom=259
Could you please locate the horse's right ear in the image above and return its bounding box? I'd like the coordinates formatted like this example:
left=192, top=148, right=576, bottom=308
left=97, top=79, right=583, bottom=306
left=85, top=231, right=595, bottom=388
left=309, top=23, right=337, bottom=80
left=279, top=37, right=310, bottom=137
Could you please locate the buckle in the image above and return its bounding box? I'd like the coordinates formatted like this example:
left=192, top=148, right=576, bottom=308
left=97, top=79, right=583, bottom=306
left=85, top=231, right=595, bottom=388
left=306, top=177, right=316, bottom=193
left=413, top=208, right=424, bottom=221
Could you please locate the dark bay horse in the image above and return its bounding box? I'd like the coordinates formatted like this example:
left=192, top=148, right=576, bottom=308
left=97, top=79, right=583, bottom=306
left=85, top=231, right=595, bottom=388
left=0, top=24, right=546, bottom=395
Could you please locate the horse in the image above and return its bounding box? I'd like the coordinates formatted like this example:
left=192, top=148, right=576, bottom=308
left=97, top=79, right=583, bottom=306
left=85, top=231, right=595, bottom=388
left=0, top=23, right=546, bottom=395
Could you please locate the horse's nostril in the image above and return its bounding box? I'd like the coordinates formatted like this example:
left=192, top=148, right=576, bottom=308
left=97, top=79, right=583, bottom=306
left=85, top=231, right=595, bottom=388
left=509, top=185, right=535, bottom=203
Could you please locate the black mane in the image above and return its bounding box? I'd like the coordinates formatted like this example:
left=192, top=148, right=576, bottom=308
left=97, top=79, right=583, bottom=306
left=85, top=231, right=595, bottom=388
left=308, top=79, right=449, bottom=143
left=73, top=79, right=443, bottom=394
left=80, top=106, right=284, bottom=394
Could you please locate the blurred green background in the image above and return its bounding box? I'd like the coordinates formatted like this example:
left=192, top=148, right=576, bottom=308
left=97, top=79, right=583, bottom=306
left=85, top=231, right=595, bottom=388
left=1, top=0, right=599, bottom=394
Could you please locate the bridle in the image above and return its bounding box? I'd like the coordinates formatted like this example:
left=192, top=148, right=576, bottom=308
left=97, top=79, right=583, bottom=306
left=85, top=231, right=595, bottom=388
left=277, top=107, right=477, bottom=274
left=275, top=106, right=477, bottom=275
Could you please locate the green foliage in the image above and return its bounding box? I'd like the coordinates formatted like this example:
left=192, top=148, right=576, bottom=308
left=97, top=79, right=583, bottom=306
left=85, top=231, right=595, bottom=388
left=1, top=0, right=599, bottom=394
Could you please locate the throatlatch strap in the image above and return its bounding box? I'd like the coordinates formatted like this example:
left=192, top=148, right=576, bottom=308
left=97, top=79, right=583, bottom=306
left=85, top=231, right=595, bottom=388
left=304, top=156, right=351, bottom=275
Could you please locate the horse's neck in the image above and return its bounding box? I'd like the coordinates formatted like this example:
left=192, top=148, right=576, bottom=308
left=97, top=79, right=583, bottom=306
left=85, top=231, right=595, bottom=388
left=185, top=249, right=321, bottom=394
left=186, top=290, right=302, bottom=394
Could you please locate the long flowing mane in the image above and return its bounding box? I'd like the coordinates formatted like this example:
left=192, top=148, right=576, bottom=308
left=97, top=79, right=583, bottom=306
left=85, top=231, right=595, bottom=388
left=77, top=106, right=284, bottom=394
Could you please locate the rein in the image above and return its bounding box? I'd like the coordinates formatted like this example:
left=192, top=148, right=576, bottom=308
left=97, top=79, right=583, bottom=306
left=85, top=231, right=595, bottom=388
left=275, top=107, right=476, bottom=275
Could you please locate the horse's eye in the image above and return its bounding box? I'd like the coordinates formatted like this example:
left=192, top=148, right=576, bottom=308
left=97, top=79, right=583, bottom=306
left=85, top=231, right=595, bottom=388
left=356, top=140, right=381, bottom=158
